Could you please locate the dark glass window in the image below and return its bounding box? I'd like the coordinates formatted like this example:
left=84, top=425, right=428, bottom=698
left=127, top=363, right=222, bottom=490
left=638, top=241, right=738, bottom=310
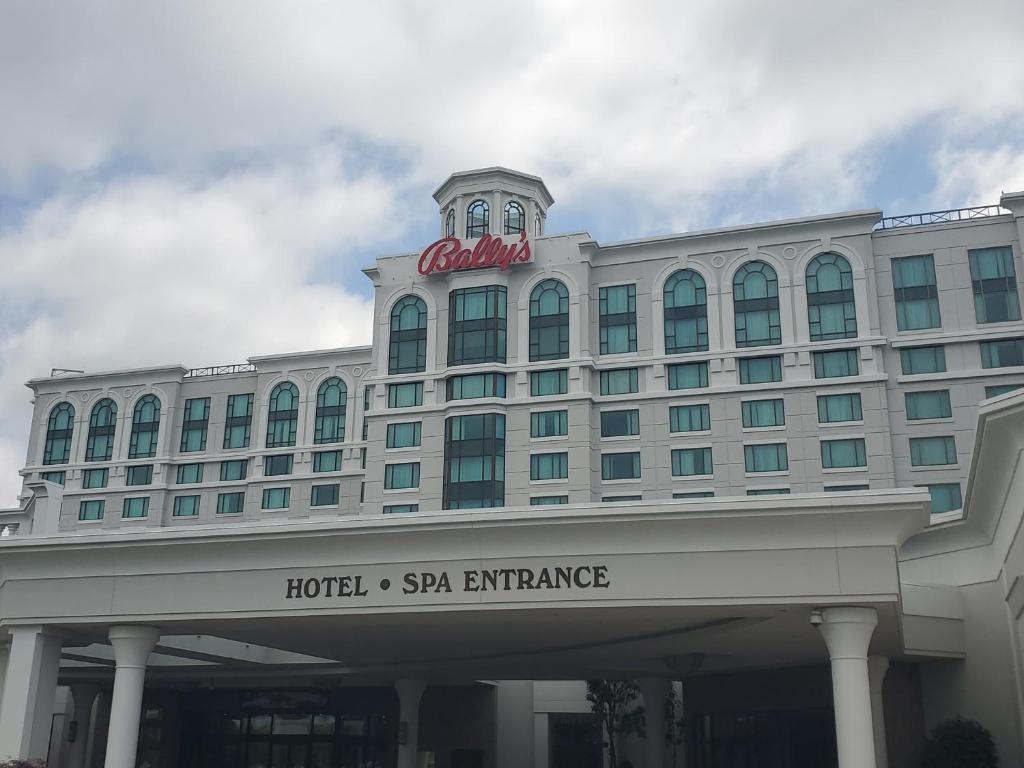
left=386, top=422, right=422, bottom=448
left=986, top=384, right=1023, bottom=398
left=667, top=362, right=708, bottom=390
left=266, top=382, right=299, bottom=448
left=813, top=349, right=859, bottom=378
left=389, top=296, right=428, bottom=374
left=385, top=504, right=420, bottom=514
left=385, top=462, right=420, bottom=490
left=602, top=495, right=642, bottom=502
left=674, top=491, right=714, bottom=499
left=446, top=372, right=506, bottom=400
left=449, top=285, right=507, bottom=366
left=821, top=438, right=867, bottom=469
left=670, top=404, right=711, bottom=433
left=744, top=443, right=788, bottom=472
left=40, top=471, right=65, bottom=485
left=741, top=399, right=784, bottom=428
left=530, top=410, right=567, bottom=438
left=969, top=246, right=1020, bottom=324
left=905, top=390, right=952, bottom=420
left=739, top=356, right=782, bottom=384
left=128, top=395, right=161, bottom=459
left=530, top=496, right=568, bottom=505
left=747, top=488, right=790, bottom=496
left=85, top=398, right=117, bottom=462
left=923, top=483, right=962, bottom=514
left=825, top=484, right=870, bottom=492
left=311, top=484, right=340, bottom=507
left=530, top=452, right=568, bottom=480
left=78, top=500, right=104, bottom=521
left=217, top=492, right=245, bottom=514
left=466, top=199, right=489, bottom=238
left=671, top=447, right=713, bottom=476
left=43, top=402, right=75, bottom=465
left=443, top=413, right=505, bottom=509
left=504, top=201, right=525, bottom=235
left=806, top=253, right=857, bottom=341
left=314, top=377, right=347, bottom=444
left=122, top=497, right=149, bottom=519
left=599, top=368, right=639, bottom=395
left=173, top=495, right=200, bottom=517
left=180, top=397, right=210, bottom=452
left=313, top=450, right=341, bottom=472
left=265, top=454, right=293, bottom=476
left=910, top=436, right=956, bottom=466
left=530, top=279, right=570, bottom=361
left=664, top=270, right=708, bottom=353
left=261, top=488, right=290, bottom=510
left=601, top=452, right=640, bottom=480
left=223, top=394, right=253, bottom=449
left=981, top=338, right=1024, bottom=368
left=220, top=459, right=248, bottom=481
left=445, top=208, right=456, bottom=237
left=600, top=410, right=639, bottom=437
left=361, top=386, right=371, bottom=440
left=900, top=345, right=946, bottom=375
left=818, top=393, right=862, bottom=423
left=530, top=369, right=568, bottom=396
left=892, top=254, right=940, bottom=330
left=176, top=463, right=203, bottom=484
left=82, top=468, right=108, bottom=489
left=734, top=261, right=781, bottom=347
left=599, top=285, right=637, bottom=354
left=388, top=382, right=423, bottom=408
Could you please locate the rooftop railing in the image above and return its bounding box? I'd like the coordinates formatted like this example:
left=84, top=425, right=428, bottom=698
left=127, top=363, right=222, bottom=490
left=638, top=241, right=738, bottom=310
left=184, top=363, right=257, bottom=378
left=875, top=205, right=1009, bottom=230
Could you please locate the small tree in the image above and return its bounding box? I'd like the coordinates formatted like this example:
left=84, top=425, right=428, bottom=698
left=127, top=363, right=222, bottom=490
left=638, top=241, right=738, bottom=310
left=921, top=717, right=998, bottom=768
left=586, top=680, right=645, bottom=768
left=665, top=688, right=686, bottom=766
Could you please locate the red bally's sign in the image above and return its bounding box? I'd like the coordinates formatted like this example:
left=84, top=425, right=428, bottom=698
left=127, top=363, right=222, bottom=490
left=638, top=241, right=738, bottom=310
left=417, top=231, right=531, bottom=276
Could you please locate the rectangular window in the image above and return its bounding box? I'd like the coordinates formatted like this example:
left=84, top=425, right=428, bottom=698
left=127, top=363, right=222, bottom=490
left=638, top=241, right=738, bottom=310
left=530, top=496, right=568, bottom=506
left=78, top=499, right=104, bottom=521
left=385, top=462, right=420, bottom=490
left=741, top=399, right=784, bottom=428
left=981, top=338, right=1024, bottom=369
left=673, top=491, right=714, bottom=499
left=180, top=397, right=211, bottom=452
left=122, top=497, right=149, bottom=519
left=261, top=487, right=290, bottom=510
left=217, top=491, right=245, bottom=514
left=388, top=382, right=424, bottom=408
left=446, top=372, right=506, bottom=400
left=910, top=436, right=957, bottom=466
left=671, top=447, right=713, bottom=476
left=900, top=345, right=946, bottom=375
left=387, top=422, right=422, bottom=448
left=223, top=393, right=254, bottom=449
left=599, top=284, right=637, bottom=354
left=813, top=349, right=859, bottom=379
left=530, top=369, right=568, bottom=396
left=667, top=361, right=709, bottom=390
left=744, top=443, right=788, bottom=473
left=530, top=452, right=568, bottom=480
left=173, top=495, right=200, bottom=517
left=443, top=413, right=505, bottom=509
left=384, top=504, right=420, bottom=514
left=600, top=409, right=640, bottom=437
left=602, top=495, right=642, bottom=502
left=738, top=356, right=782, bottom=385
left=892, top=254, right=941, bottom=330
left=601, top=452, right=641, bottom=480
left=818, top=393, right=863, bottom=423
left=311, top=484, right=340, bottom=507
left=969, top=246, right=1021, bottom=324
left=448, top=285, right=507, bottom=366
left=986, top=384, right=1023, bottom=398
left=821, top=438, right=867, bottom=469
left=40, top=470, right=65, bottom=485
left=312, top=451, right=341, bottom=473
left=264, top=454, right=293, bottom=476
left=219, top=459, right=248, bottom=481
left=600, top=368, right=639, bottom=395
left=176, top=463, right=203, bottom=484
left=361, top=387, right=371, bottom=440
left=531, top=410, right=568, bottom=438
left=905, top=391, right=952, bottom=420
left=361, top=447, right=367, bottom=469
left=125, top=465, right=153, bottom=486
left=670, top=404, right=711, bottom=433
left=924, top=483, right=963, bottom=514
left=82, top=468, right=108, bottom=489
left=747, top=488, right=790, bottom=496
left=825, top=484, right=870, bottom=492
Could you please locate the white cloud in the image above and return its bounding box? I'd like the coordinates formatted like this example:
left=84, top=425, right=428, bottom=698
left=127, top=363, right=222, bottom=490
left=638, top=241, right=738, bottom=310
left=932, top=145, right=1024, bottom=208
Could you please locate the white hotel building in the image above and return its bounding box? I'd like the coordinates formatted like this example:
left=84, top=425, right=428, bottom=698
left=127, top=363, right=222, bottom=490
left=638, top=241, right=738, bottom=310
left=2, top=167, right=1024, bottom=768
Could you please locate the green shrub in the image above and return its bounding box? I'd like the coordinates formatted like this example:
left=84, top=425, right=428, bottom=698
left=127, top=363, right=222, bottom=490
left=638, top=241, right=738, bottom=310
left=921, top=717, right=998, bottom=768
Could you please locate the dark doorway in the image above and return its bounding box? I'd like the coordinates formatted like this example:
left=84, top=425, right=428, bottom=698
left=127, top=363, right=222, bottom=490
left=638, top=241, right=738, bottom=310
left=549, top=713, right=603, bottom=768
left=690, top=707, right=837, bottom=768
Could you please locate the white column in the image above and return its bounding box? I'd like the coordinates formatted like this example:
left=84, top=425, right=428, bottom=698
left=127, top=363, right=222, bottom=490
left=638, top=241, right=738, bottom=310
left=815, top=607, right=878, bottom=768
left=0, top=625, right=63, bottom=760
left=395, top=679, right=426, bottom=768
left=868, top=657, right=890, bottom=768
left=636, top=678, right=670, bottom=768
left=66, top=683, right=100, bottom=768
left=495, top=681, right=534, bottom=768
left=103, top=626, right=159, bottom=768
left=492, top=190, right=502, bottom=235
left=0, top=641, right=9, bottom=725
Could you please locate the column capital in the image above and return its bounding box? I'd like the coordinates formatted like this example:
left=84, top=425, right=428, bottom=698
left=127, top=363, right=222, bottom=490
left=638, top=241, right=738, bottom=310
left=108, top=626, right=160, bottom=670
left=815, top=607, right=877, bottom=661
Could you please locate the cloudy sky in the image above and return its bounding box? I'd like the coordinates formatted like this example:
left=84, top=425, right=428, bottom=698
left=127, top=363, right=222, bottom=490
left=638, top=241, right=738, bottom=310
left=2, top=0, right=1024, bottom=505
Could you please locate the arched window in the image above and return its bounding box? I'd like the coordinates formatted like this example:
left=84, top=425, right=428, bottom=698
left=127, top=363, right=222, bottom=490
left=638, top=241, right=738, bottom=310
left=466, top=200, right=489, bottom=239
left=664, top=269, right=708, bottom=354
left=806, top=252, right=857, bottom=341
left=504, top=201, right=525, bottom=235
left=535, top=214, right=542, bottom=236
left=389, top=295, right=428, bottom=374
left=128, top=394, right=161, bottom=459
left=733, top=261, right=781, bottom=347
left=529, top=279, right=570, bottom=361
left=85, top=398, right=117, bottom=462
left=266, top=382, right=299, bottom=448
left=43, top=402, right=75, bottom=465
left=445, top=208, right=456, bottom=238
left=315, top=377, right=348, bottom=444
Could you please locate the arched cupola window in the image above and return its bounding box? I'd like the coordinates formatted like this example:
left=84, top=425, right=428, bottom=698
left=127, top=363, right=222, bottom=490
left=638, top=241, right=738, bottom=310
left=806, top=252, right=857, bottom=340
left=389, top=295, right=428, bottom=374
left=733, top=261, right=782, bottom=347
left=43, top=402, right=75, bottom=465
left=504, top=201, right=525, bottom=235
left=86, top=398, right=117, bottom=462
left=466, top=200, right=489, bottom=239
left=535, top=214, right=542, bottom=236
left=266, top=382, right=299, bottom=448
left=445, top=208, right=456, bottom=238
left=664, top=269, right=708, bottom=354
left=315, top=377, right=348, bottom=444
left=529, top=279, right=570, bottom=361
left=128, top=394, right=161, bottom=459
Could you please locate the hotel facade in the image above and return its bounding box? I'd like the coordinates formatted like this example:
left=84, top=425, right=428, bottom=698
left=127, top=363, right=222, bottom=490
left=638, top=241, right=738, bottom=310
left=1, top=167, right=1024, bottom=768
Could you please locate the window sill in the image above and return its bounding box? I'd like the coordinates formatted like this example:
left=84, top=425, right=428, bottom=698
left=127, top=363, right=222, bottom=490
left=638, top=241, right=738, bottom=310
left=385, top=446, right=422, bottom=453
left=906, top=417, right=954, bottom=425
left=741, top=425, right=787, bottom=433
left=601, top=477, right=642, bottom=485
left=383, top=487, right=419, bottom=494
left=530, top=435, right=569, bottom=443
left=669, top=429, right=713, bottom=437
left=671, top=474, right=714, bottom=481
left=77, top=519, right=104, bottom=525
left=820, top=420, right=865, bottom=428
left=120, top=516, right=149, bottom=522
left=530, top=477, right=569, bottom=485
left=310, top=504, right=340, bottom=510
left=908, top=464, right=959, bottom=472
left=599, top=434, right=642, bottom=442
left=822, top=466, right=868, bottom=474
left=744, top=470, right=790, bottom=478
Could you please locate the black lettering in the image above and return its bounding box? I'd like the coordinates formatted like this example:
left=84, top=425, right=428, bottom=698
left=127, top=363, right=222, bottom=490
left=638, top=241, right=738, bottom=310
left=464, top=571, right=479, bottom=592
left=303, top=578, right=321, bottom=598
left=286, top=577, right=303, bottom=599
left=517, top=568, right=535, bottom=590
left=338, top=576, right=353, bottom=597
left=501, top=569, right=515, bottom=590
left=535, top=568, right=553, bottom=589
left=422, top=573, right=437, bottom=594
left=403, top=572, right=418, bottom=595
left=482, top=570, right=499, bottom=591
left=554, top=567, right=572, bottom=589
left=354, top=575, right=368, bottom=596
left=437, top=572, right=452, bottom=593
left=593, top=565, right=610, bottom=589
left=573, top=567, right=592, bottom=589
left=321, top=576, right=337, bottom=597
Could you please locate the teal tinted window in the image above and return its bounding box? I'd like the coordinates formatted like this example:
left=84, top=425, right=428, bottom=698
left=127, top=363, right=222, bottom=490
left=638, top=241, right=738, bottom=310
left=601, top=452, right=640, bottom=480
left=40, top=470, right=65, bottom=485
left=311, top=484, right=340, bottom=507
left=673, top=491, right=714, bottom=498
left=530, top=369, right=568, bottom=396
left=362, top=386, right=371, bottom=440
left=530, top=279, right=570, bottom=361
left=667, top=362, right=709, bottom=390
left=312, top=451, right=341, bottom=473
left=986, top=384, right=1023, bottom=398
left=266, top=382, right=299, bottom=448
left=813, top=349, right=859, bottom=378
left=817, top=393, right=862, bottom=423
left=448, top=285, right=507, bottom=366
left=122, top=497, right=149, bottom=519
left=447, top=372, right=506, bottom=400
left=385, top=463, right=420, bottom=490
left=670, top=404, right=711, bottom=433
left=388, top=382, right=423, bottom=408
left=219, top=459, right=248, bottom=481
left=217, top=492, right=245, bottom=514
left=969, top=246, right=1020, bottom=324
left=741, top=399, right=784, bottom=428
left=43, top=402, right=75, bottom=465
left=264, top=454, right=293, bottom=476
left=603, top=495, right=642, bottom=502
left=892, top=254, right=941, bottom=330
left=261, top=488, right=290, bottom=510
left=663, top=270, right=709, bottom=354
left=733, top=261, right=781, bottom=347
left=314, top=378, right=347, bottom=444
left=128, top=394, right=161, bottom=459
left=173, top=495, right=200, bottom=517
left=905, top=391, right=952, bottom=420
left=599, top=284, right=637, bottom=354
left=223, top=393, right=253, bottom=449
left=85, top=398, right=117, bottom=462
left=530, top=452, right=568, bottom=480
left=739, top=356, right=781, bottom=384
left=125, top=465, right=153, bottom=486
left=825, top=484, right=870, bottom=492
left=384, top=504, right=420, bottom=514
left=821, top=438, right=867, bottom=469
left=806, top=253, right=857, bottom=341
left=600, top=368, right=638, bottom=395
left=180, top=397, right=210, bottom=452
left=744, top=443, right=788, bottom=472
left=82, top=468, right=108, bottom=489
left=981, top=338, right=1024, bottom=368
left=387, top=422, right=422, bottom=448
left=747, top=488, right=790, bottom=495
left=530, top=496, right=568, bottom=506
left=924, top=483, right=962, bottom=514
left=909, top=436, right=957, bottom=466
left=176, top=463, right=203, bottom=484
left=900, top=345, right=946, bottom=375
left=78, top=499, right=104, bottom=521
left=389, top=295, right=428, bottom=374
left=443, top=413, right=505, bottom=509
left=671, top=447, right=713, bottom=476
left=531, top=410, right=568, bottom=438
left=601, top=409, right=640, bottom=437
